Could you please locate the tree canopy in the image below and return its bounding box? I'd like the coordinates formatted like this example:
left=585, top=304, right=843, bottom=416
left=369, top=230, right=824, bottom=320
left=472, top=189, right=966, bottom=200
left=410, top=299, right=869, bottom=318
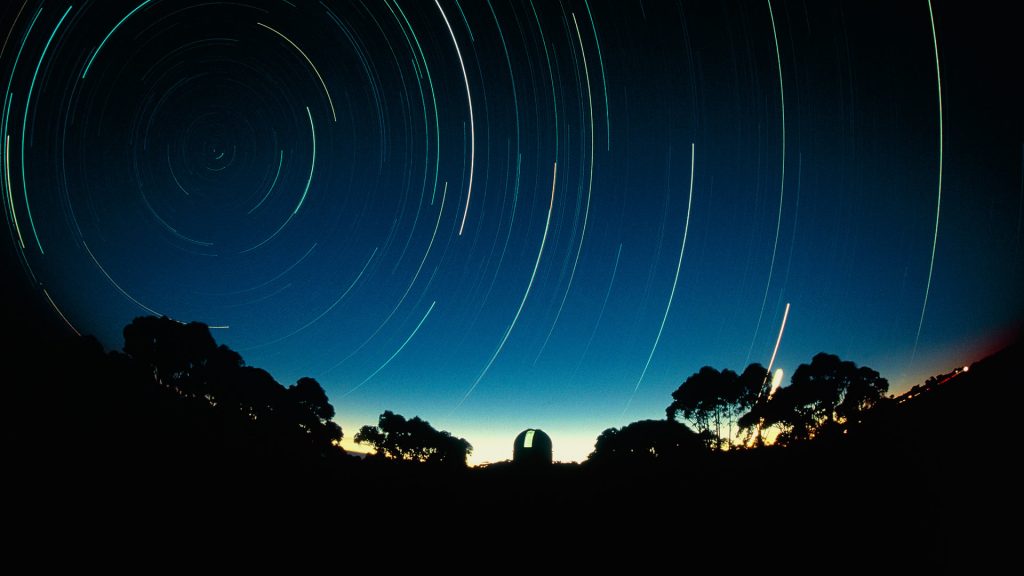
left=122, top=315, right=343, bottom=455
left=739, top=352, right=889, bottom=444
left=666, top=363, right=767, bottom=449
left=355, top=410, right=472, bottom=467
left=588, top=419, right=705, bottom=464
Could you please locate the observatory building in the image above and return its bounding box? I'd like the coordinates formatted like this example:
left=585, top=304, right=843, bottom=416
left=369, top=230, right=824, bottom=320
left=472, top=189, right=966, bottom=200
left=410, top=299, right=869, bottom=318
left=512, top=428, right=552, bottom=466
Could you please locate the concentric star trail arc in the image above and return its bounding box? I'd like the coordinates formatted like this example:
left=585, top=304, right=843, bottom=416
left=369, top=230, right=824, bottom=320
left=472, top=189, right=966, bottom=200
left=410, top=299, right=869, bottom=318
left=1, top=1, right=1013, bottom=465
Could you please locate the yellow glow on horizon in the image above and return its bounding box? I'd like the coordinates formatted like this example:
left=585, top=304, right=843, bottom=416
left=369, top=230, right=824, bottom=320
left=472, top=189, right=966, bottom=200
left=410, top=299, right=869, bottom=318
left=339, top=434, right=372, bottom=457
left=336, top=424, right=597, bottom=466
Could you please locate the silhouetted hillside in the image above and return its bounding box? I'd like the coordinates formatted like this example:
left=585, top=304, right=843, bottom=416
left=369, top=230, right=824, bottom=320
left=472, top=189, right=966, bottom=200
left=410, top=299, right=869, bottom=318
left=4, top=316, right=1016, bottom=563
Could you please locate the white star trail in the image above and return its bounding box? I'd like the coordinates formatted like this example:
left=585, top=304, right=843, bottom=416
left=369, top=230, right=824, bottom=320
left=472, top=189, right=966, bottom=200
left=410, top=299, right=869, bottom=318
left=624, top=143, right=696, bottom=416
left=911, top=0, right=944, bottom=364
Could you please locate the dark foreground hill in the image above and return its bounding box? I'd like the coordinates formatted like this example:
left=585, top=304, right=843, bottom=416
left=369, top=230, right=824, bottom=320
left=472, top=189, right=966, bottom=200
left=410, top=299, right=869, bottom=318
left=4, top=323, right=1016, bottom=564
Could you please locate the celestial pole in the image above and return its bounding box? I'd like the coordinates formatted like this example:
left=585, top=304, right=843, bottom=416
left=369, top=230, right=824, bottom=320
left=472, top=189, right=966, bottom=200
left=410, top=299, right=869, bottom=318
left=0, top=1, right=1016, bottom=464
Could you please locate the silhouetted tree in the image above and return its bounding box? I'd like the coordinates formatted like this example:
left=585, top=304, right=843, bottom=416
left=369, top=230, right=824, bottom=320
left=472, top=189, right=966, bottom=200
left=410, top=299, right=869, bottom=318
left=588, top=419, right=705, bottom=464
left=285, top=377, right=343, bottom=449
left=123, top=316, right=224, bottom=397
left=740, top=353, right=888, bottom=444
left=121, top=315, right=344, bottom=457
left=666, top=363, right=767, bottom=449
left=355, top=410, right=471, bottom=466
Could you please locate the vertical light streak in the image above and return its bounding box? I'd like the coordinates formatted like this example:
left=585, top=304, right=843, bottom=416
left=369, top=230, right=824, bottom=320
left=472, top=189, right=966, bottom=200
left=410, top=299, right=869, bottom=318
left=294, top=107, right=316, bottom=214
left=456, top=163, right=558, bottom=410
left=913, top=0, right=944, bottom=360
left=5, top=134, right=25, bottom=248
left=453, top=0, right=475, bottom=42
left=583, top=0, right=611, bottom=150
left=768, top=368, right=784, bottom=398
left=248, top=150, right=284, bottom=213
left=166, top=145, right=190, bottom=196
left=486, top=0, right=521, bottom=158
left=0, top=2, right=30, bottom=248
left=21, top=5, right=74, bottom=254
left=573, top=243, right=622, bottom=377
left=0, top=2, right=30, bottom=62
left=766, top=302, right=790, bottom=374
left=385, top=0, right=443, bottom=207
left=435, top=0, right=476, bottom=236
left=624, top=143, right=696, bottom=415
left=747, top=0, right=786, bottom=363
left=534, top=13, right=595, bottom=363
left=239, top=107, right=316, bottom=253
left=528, top=0, right=560, bottom=157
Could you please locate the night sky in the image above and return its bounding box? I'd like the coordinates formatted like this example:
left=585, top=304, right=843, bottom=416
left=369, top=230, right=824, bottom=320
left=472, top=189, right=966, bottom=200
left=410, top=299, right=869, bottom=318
left=3, top=0, right=1021, bottom=463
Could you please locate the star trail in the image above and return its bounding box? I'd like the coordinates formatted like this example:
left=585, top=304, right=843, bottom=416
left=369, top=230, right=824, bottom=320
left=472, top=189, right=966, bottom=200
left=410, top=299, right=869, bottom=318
left=2, top=1, right=1021, bottom=463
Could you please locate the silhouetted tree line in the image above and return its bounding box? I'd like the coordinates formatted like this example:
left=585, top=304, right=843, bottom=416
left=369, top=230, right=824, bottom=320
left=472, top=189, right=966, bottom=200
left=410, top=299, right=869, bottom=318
left=588, top=352, right=891, bottom=463
left=11, top=313, right=961, bottom=474
left=356, top=410, right=472, bottom=467
left=13, top=314, right=904, bottom=472
left=7, top=311, right=1013, bottom=563
left=588, top=419, right=705, bottom=465
left=8, top=315, right=473, bottom=474
left=121, top=316, right=345, bottom=455
left=739, top=353, right=890, bottom=444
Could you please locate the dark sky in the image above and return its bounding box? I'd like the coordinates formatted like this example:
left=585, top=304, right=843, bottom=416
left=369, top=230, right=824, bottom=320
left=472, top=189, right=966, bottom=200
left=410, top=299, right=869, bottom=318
left=2, top=0, right=1021, bottom=462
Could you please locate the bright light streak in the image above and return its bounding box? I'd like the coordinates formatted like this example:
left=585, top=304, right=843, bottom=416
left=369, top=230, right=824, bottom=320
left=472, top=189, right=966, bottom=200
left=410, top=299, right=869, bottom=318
left=768, top=368, right=784, bottom=398
left=1, top=2, right=39, bottom=251
left=583, top=0, right=611, bottom=150
left=344, top=300, right=437, bottom=397
left=82, top=0, right=152, bottom=78
left=21, top=4, right=74, bottom=254
left=456, top=162, right=558, bottom=410
left=248, top=150, right=284, bottom=213
left=43, top=288, right=80, bottom=336
left=5, top=134, right=25, bottom=249
left=294, top=107, right=316, bottom=214
left=534, top=13, right=595, bottom=363
left=624, top=143, right=696, bottom=415
left=435, top=0, right=476, bottom=236
left=256, top=23, right=337, bottom=122
left=766, top=302, right=790, bottom=374
left=83, top=241, right=161, bottom=316
left=746, top=0, right=786, bottom=364
left=240, top=108, right=316, bottom=253
left=913, top=0, right=944, bottom=362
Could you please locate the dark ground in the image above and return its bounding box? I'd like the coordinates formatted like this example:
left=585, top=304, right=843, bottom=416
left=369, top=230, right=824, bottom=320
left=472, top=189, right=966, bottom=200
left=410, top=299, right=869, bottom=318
left=3, top=242, right=1015, bottom=564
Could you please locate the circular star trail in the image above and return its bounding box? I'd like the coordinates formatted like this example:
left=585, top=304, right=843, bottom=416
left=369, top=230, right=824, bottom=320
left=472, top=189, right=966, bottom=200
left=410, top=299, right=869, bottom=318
left=2, top=1, right=1021, bottom=462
